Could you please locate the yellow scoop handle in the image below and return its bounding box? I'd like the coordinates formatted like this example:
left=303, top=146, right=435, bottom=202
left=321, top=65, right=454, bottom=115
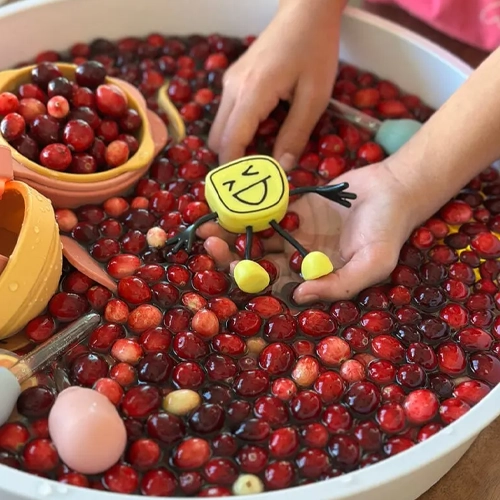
left=157, top=82, right=186, bottom=142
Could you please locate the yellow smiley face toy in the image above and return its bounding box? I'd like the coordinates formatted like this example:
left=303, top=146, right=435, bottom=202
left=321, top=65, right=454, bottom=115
left=165, top=155, right=356, bottom=294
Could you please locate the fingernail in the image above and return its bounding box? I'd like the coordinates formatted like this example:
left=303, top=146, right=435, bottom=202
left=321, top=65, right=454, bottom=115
left=278, top=153, right=296, bottom=171
left=295, top=294, right=319, bottom=304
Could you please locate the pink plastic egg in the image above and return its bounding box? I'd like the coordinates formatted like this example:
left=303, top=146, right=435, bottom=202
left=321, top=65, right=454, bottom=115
left=48, top=386, right=126, bottom=474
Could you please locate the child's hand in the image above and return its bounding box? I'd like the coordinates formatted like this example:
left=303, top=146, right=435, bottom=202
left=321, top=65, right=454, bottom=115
left=208, top=0, right=343, bottom=171
left=198, top=161, right=419, bottom=304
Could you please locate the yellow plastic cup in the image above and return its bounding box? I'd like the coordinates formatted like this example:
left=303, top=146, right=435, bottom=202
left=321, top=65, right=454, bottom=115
left=0, top=146, right=62, bottom=340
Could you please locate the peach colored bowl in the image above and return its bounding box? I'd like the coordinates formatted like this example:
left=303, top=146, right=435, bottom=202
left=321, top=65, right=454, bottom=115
left=0, top=64, right=169, bottom=207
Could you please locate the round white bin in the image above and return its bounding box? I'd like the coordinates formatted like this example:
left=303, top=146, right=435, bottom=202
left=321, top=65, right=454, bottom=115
left=0, top=1, right=497, bottom=499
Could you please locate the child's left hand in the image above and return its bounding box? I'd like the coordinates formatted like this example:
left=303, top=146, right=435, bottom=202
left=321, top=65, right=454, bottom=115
left=197, top=161, right=419, bottom=304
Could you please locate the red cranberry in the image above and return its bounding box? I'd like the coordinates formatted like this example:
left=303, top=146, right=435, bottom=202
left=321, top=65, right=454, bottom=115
left=259, top=343, right=294, bottom=375
left=39, top=143, right=72, bottom=171
left=439, top=398, right=470, bottom=424
left=17, top=386, right=55, bottom=418
left=141, top=468, right=177, bottom=496
left=344, top=381, right=380, bottom=415
left=437, top=342, right=466, bottom=375
left=173, top=438, right=211, bottom=469
left=22, top=439, right=59, bottom=472
left=469, top=353, right=500, bottom=384
left=122, top=385, right=161, bottom=418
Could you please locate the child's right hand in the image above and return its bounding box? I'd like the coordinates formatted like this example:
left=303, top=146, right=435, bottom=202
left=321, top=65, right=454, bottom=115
left=208, top=0, right=344, bottom=171
left=198, top=160, right=419, bottom=304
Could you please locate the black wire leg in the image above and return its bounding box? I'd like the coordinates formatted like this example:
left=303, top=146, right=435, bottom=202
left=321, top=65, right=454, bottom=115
left=269, top=220, right=308, bottom=257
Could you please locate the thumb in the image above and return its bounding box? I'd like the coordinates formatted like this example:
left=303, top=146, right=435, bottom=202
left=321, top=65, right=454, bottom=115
left=273, top=79, right=330, bottom=171
left=292, top=244, right=399, bottom=304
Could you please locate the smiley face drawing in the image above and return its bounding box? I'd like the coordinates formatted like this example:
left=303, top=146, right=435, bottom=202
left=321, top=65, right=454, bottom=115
left=165, top=155, right=356, bottom=294
left=205, top=156, right=289, bottom=234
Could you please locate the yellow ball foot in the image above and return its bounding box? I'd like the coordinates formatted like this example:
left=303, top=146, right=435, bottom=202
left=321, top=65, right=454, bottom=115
left=234, top=260, right=270, bottom=294
left=301, top=251, right=334, bottom=280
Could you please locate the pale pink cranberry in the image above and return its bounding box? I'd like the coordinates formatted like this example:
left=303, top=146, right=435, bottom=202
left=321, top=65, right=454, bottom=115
left=291, top=356, right=320, bottom=387
left=128, top=304, right=162, bottom=333
left=55, top=208, right=78, bottom=232
left=111, top=338, right=144, bottom=365
left=340, top=359, right=365, bottom=383
left=104, top=298, right=129, bottom=323
left=104, top=197, right=130, bottom=217
left=93, top=378, right=124, bottom=405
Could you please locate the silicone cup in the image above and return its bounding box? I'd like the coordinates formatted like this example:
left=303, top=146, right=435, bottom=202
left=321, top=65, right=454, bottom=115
left=0, top=146, right=62, bottom=340
left=0, top=63, right=169, bottom=208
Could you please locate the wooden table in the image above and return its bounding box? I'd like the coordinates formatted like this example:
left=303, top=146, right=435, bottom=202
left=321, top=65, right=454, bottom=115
left=359, top=2, right=500, bottom=498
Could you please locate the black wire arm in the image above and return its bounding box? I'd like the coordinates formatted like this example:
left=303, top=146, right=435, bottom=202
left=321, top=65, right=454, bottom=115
left=290, top=182, right=357, bottom=208
left=165, top=212, right=218, bottom=254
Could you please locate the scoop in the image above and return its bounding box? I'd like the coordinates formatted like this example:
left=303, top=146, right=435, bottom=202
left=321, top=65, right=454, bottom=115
left=0, top=312, right=100, bottom=426
left=60, top=235, right=117, bottom=293
left=158, top=82, right=188, bottom=142
left=0, top=63, right=169, bottom=208
left=329, top=98, right=423, bottom=155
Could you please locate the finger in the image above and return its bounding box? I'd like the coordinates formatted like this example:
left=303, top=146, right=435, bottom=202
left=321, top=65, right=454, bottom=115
left=197, top=221, right=237, bottom=246
left=292, top=244, right=399, bottom=304
left=218, top=88, right=279, bottom=164
left=204, top=236, right=238, bottom=270
left=273, top=79, right=330, bottom=171
left=208, top=89, right=235, bottom=154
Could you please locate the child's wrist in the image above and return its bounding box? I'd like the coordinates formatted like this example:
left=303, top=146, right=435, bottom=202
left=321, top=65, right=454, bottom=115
left=278, top=0, right=345, bottom=19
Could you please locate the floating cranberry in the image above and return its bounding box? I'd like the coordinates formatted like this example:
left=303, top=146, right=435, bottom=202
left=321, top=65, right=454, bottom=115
left=173, top=438, right=211, bottom=469
left=469, top=353, right=500, bottom=384
left=439, top=397, right=470, bottom=424
left=437, top=342, right=466, bottom=376
left=298, top=309, right=337, bottom=338
left=259, top=343, right=294, bottom=375
left=403, top=389, right=439, bottom=424
left=104, top=464, right=139, bottom=494
left=48, top=292, right=87, bottom=321
left=122, top=385, right=161, bottom=418
left=344, top=381, right=380, bottom=415
left=147, top=412, right=185, bottom=445
left=376, top=403, right=406, bottom=434
left=141, top=468, right=177, bottom=496
left=22, top=439, right=59, bottom=472
left=71, top=352, right=109, bottom=386
left=17, top=386, right=55, bottom=418
left=234, top=370, right=269, bottom=397
left=371, top=335, right=404, bottom=362
left=118, top=276, right=152, bottom=305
